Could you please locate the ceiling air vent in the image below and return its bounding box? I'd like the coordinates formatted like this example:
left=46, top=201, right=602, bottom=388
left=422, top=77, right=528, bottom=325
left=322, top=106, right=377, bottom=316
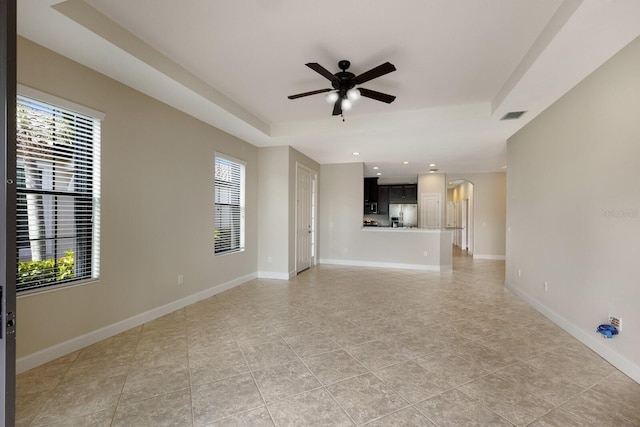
left=501, top=111, right=527, bottom=120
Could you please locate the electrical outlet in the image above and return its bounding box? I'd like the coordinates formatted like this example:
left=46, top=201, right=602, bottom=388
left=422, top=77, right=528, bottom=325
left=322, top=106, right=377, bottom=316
left=518, top=269, right=522, bottom=277
left=609, top=315, right=622, bottom=331
left=544, top=281, right=548, bottom=292
left=177, top=274, right=184, bottom=286
left=423, top=251, right=428, bottom=257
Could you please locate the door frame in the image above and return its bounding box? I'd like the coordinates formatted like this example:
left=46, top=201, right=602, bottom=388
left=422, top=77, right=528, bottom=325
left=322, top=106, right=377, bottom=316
left=461, top=198, right=469, bottom=251
left=446, top=201, right=457, bottom=244
left=1, top=0, right=17, bottom=424
left=294, top=163, right=317, bottom=274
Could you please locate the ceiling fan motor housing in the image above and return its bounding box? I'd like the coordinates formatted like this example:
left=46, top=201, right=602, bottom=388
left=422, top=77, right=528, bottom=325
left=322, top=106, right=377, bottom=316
left=333, top=71, right=356, bottom=95
left=332, top=60, right=356, bottom=96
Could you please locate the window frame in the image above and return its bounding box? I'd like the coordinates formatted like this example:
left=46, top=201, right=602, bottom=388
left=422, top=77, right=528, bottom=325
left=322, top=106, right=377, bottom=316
left=16, top=85, right=103, bottom=294
left=214, top=152, right=245, bottom=256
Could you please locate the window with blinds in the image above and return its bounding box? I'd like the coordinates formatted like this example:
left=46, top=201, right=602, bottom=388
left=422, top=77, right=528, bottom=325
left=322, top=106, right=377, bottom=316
left=16, top=92, right=101, bottom=292
left=214, top=154, right=245, bottom=255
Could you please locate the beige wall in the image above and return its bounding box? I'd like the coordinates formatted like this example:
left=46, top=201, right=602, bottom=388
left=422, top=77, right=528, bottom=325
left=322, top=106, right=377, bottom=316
left=16, top=37, right=259, bottom=359
left=257, top=146, right=289, bottom=276
left=318, top=163, right=364, bottom=261
left=257, top=146, right=319, bottom=278
left=507, top=37, right=640, bottom=381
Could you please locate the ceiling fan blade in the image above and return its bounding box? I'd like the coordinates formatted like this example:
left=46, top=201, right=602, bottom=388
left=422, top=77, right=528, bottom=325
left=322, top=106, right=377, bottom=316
left=306, top=63, right=339, bottom=82
left=288, top=88, right=332, bottom=100
left=358, top=87, right=396, bottom=104
left=332, top=98, right=342, bottom=116
left=353, top=62, right=396, bottom=85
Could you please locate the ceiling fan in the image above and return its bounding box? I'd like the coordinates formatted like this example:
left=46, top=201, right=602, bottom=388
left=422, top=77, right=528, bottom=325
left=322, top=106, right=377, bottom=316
left=288, top=60, right=397, bottom=117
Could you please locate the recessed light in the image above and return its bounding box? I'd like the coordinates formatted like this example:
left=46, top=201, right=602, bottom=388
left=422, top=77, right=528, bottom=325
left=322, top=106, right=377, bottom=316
left=429, top=163, right=436, bottom=167
left=376, top=172, right=382, bottom=176
left=373, top=166, right=379, bottom=170
left=402, top=161, right=409, bottom=165
left=352, top=152, right=360, bottom=156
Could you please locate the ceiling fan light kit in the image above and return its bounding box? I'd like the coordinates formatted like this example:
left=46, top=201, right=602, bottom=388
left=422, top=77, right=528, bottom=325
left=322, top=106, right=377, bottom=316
left=325, top=92, right=339, bottom=103
left=288, top=59, right=396, bottom=118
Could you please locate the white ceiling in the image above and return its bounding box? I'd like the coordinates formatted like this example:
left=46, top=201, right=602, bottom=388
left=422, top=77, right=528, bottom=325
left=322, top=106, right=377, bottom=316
left=17, top=0, right=640, bottom=176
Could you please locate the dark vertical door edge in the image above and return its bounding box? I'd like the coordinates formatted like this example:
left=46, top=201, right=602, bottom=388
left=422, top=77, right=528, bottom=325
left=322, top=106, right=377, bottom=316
left=1, top=0, right=17, bottom=425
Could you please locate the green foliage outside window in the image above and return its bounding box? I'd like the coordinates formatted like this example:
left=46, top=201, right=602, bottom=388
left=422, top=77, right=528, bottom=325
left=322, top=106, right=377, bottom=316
left=17, top=250, right=75, bottom=288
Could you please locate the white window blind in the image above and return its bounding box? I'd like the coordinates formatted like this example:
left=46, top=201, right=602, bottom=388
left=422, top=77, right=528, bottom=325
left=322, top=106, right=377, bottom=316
left=214, top=154, right=245, bottom=255
left=16, top=93, right=101, bottom=292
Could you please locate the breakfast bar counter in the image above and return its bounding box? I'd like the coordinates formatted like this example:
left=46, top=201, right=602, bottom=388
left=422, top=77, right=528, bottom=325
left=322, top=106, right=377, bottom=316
left=331, top=227, right=453, bottom=271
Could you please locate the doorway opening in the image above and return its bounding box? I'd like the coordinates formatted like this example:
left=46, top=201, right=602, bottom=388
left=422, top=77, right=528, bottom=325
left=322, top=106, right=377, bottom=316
left=446, top=179, right=474, bottom=255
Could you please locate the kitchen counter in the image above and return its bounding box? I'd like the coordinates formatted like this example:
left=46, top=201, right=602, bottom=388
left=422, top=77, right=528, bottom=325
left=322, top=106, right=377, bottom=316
left=320, top=227, right=453, bottom=271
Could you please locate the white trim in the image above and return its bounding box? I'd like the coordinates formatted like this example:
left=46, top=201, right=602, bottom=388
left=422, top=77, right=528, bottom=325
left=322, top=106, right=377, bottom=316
left=504, top=281, right=640, bottom=384
left=214, top=151, right=247, bottom=167
left=17, top=83, right=106, bottom=120
left=473, top=254, right=506, bottom=260
left=294, top=162, right=318, bottom=275
left=17, top=278, right=101, bottom=299
left=319, top=258, right=450, bottom=272
left=16, top=273, right=256, bottom=373
left=257, top=271, right=290, bottom=280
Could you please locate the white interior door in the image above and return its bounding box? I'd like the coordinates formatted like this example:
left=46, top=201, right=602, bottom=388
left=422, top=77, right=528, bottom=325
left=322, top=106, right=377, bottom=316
left=421, top=193, right=441, bottom=228
left=296, top=164, right=314, bottom=273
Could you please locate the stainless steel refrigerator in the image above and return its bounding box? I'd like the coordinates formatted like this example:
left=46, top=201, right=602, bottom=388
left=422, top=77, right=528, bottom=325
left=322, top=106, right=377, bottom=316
left=389, top=203, right=418, bottom=227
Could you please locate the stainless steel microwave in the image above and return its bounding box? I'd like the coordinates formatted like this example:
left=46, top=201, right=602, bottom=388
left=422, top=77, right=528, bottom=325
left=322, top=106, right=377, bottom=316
left=364, top=202, right=378, bottom=213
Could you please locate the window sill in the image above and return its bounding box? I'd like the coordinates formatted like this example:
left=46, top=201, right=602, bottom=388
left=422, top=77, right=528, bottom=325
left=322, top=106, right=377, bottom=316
left=17, top=278, right=101, bottom=299
left=214, top=248, right=245, bottom=257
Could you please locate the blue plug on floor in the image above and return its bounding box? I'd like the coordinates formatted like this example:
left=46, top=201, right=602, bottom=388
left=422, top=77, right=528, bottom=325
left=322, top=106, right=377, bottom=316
left=596, top=324, right=618, bottom=338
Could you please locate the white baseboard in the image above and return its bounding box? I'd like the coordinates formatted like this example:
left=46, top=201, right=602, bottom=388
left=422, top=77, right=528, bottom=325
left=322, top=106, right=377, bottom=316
left=319, top=258, right=448, bottom=272
left=505, top=280, right=640, bottom=384
left=474, top=254, right=506, bottom=260
left=16, top=273, right=256, bottom=374
left=257, top=271, right=290, bottom=280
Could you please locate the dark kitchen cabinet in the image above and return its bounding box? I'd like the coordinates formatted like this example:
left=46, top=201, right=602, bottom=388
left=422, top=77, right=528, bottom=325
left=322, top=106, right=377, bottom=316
left=389, top=185, right=403, bottom=201
left=364, top=177, right=378, bottom=202
left=389, top=184, right=417, bottom=203
left=404, top=185, right=417, bottom=202
left=377, top=185, right=389, bottom=214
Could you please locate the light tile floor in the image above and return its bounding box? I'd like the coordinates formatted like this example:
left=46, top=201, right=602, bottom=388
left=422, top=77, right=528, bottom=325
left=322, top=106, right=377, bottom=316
left=16, top=249, right=640, bottom=426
